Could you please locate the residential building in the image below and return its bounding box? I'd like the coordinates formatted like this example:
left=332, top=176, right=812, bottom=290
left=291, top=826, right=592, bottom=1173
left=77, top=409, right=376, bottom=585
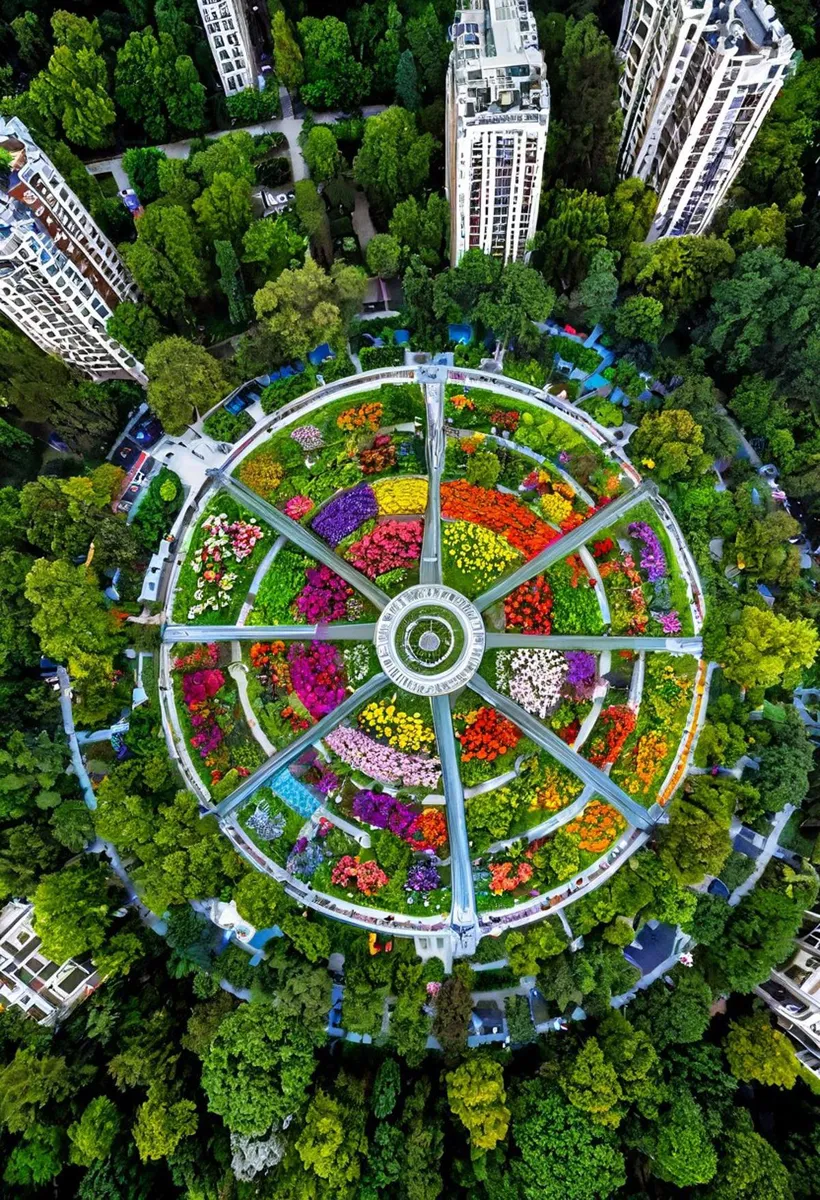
left=0, top=901, right=98, bottom=1026
left=445, top=0, right=550, bottom=265
left=197, top=0, right=259, bottom=96
left=0, top=118, right=146, bottom=383
left=756, top=908, right=820, bottom=1079
left=616, top=0, right=794, bottom=239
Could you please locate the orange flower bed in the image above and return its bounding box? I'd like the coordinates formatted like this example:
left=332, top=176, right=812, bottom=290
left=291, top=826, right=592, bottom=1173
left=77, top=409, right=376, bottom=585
left=489, top=861, right=534, bottom=894
left=457, top=707, right=521, bottom=762
left=441, top=480, right=559, bottom=560
left=565, top=801, right=626, bottom=854
left=586, top=706, right=636, bottom=767
left=337, top=401, right=383, bottom=432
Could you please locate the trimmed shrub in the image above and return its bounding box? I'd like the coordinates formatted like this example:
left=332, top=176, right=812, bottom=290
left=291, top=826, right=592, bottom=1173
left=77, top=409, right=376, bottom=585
left=203, top=406, right=254, bottom=443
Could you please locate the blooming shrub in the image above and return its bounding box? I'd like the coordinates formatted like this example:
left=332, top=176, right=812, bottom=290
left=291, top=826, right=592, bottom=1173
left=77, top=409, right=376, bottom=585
left=325, top=726, right=441, bottom=788
left=457, top=707, right=521, bottom=763
left=188, top=512, right=265, bottom=620
left=287, top=643, right=347, bottom=719
left=490, top=408, right=519, bottom=433
left=290, top=424, right=324, bottom=452
left=505, top=575, right=553, bottom=633
left=442, top=481, right=557, bottom=559
left=488, top=861, right=533, bottom=894
left=496, top=648, right=568, bottom=719
left=331, top=855, right=389, bottom=895
left=347, top=519, right=424, bottom=579
left=373, top=478, right=428, bottom=515
left=283, top=494, right=314, bottom=520
left=443, top=522, right=518, bottom=589
left=408, top=808, right=447, bottom=851
left=350, top=790, right=447, bottom=850
left=287, top=837, right=326, bottom=879
left=358, top=700, right=435, bottom=753
left=565, top=651, right=597, bottom=700
left=540, top=492, right=574, bottom=525
left=628, top=521, right=667, bottom=582
left=450, top=393, right=475, bottom=412
left=182, top=665, right=227, bottom=759
left=586, top=706, right=636, bottom=767
left=250, top=642, right=311, bottom=735
left=598, top=553, right=649, bottom=635
left=564, top=801, right=626, bottom=854
left=310, top=484, right=378, bottom=547
left=406, top=862, right=441, bottom=892
left=359, top=434, right=397, bottom=475
left=238, top=451, right=284, bottom=498
left=342, top=643, right=372, bottom=685
left=530, top=764, right=581, bottom=813
left=337, top=401, right=383, bottom=432
left=655, top=610, right=682, bottom=634
left=294, top=565, right=353, bottom=623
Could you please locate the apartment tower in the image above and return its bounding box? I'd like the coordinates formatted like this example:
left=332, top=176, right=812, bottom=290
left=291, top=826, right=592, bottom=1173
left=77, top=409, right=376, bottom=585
left=197, top=0, right=259, bottom=96
left=616, top=0, right=794, bottom=239
left=756, top=908, right=820, bottom=1081
left=445, top=0, right=550, bottom=265
left=0, top=118, right=145, bottom=383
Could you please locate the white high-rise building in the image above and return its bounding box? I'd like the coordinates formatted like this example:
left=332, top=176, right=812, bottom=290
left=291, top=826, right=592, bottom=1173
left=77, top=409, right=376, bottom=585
left=197, top=0, right=259, bottom=96
left=445, top=0, right=549, bottom=265
left=0, top=118, right=146, bottom=383
left=616, top=0, right=794, bottom=239
left=756, top=908, right=820, bottom=1080
left=0, top=901, right=98, bottom=1025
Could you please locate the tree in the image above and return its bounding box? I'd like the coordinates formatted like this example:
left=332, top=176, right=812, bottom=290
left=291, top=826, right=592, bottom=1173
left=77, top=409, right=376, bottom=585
left=396, top=50, right=420, bottom=112
left=115, top=30, right=205, bottom=141
left=132, top=1091, right=198, bottom=1161
left=561, top=1038, right=623, bottom=1128
left=533, top=189, right=609, bottom=292
left=658, top=787, right=732, bottom=885
left=704, top=1114, right=793, bottom=1200
left=556, top=16, right=622, bottom=193
left=303, top=125, right=340, bottom=184
left=431, top=971, right=473, bottom=1054
left=28, top=15, right=115, bottom=148
left=298, top=17, right=370, bottom=110
left=68, top=1097, right=121, bottom=1166
left=624, top=234, right=736, bottom=326
left=474, top=261, right=556, bottom=343
left=293, top=178, right=333, bottom=265
left=354, top=107, right=436, bottom=213
left=253, top=257, right=344, bottom=360
left=272, top=11, right=303, bottom=91
left=606, top=177, right=658, bottom=258
left=234, top=871, right=289, bottom=929
left=214, top=240, right=248, bottom=325
left=366, top=234, right=401, bottom=279
left=630, top=968, right=712, bottom=1051
left=12, top=13, right=49, bottom=70
left=637, top=1088, right=717, bottom=1187
left=374, top=1, right=402, bottom=94
left=389, top=194, right=450, bottom=268
left=405, top=4, right=449, bottom=96
left=446, top=1056, right=510, bottom=1152
left=121, top=205, right=207, bottom=315
left=504, top=919, right=566, bottom=976
left=4, top=1122, right=64, bottom=1187
left=190, top=132, right=256, bottom=186
left=720, top=606, right=818, bottom=689
left=597, top=1011, right=663, bottom=1117
left=614, top=295, right=665, bottom=344
left=755, top=708, right=815, bottom=810
left=725, top=1011, right=799, bottom=1088
left=107, top=302, right=163, bottom=360
left=145, top=338, right=224, bottom=435
left=632, top=409, right=709, bottom=480
left=574, top=249, right=618, bottom=325
left=510, top=1080, right=626, bottom=1200
left=242, top=217, right=305, bottom=283
left=295, top=1077, right=367, bottom=1188
left=372, top=1057, right=401, bottom=1118
left=201, top=1002, right=317, bottom=1134
left=193, top=172, right=252, bottom=247
left=0, top=1047, right=79, bottom=1133
left=724, top=204, right=787, bottom=254
left=32, top=861, right=115, bottom=963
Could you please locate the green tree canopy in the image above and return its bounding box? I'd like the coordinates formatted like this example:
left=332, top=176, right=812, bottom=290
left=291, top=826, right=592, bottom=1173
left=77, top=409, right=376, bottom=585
left=446, top=1055, right=510, bottom=1152
left=354, top=107, right=436, bottom=214
left=632, top=408, right=709, bottom=480
left=145, top=338, right=225, bottom=435
left=724, top=1011, right=799, bottom=1088
left=303, top=125, right=340, bottom=184
left=32, top=861, right=115, bottom=962
left=298, top=17, right=370, bottom=110
left=28, top=14, right=115, bottom=147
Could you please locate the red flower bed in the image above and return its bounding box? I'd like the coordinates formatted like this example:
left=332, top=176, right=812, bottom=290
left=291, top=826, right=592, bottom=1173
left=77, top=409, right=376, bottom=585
left=505, top=574, right=553, bottom=633
left=441, top=481, right=558, bottom=560
left=586, top=705, right=636, bottom=767
left=347, top=519, right=424, bottom=579
left=457, top=707, right=521, bottom=763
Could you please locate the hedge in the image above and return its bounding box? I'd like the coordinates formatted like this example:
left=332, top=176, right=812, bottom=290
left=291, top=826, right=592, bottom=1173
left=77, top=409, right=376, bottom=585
left=202, top=406, right=255, bottom=443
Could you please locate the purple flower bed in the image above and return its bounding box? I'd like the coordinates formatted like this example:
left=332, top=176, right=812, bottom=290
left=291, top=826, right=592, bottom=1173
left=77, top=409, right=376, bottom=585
left=291, top=424, right=324, bottom=451
left=325, top=726, right=441, bottom=789
left=310, top=483, right=378, bottom=547
left=294, top=565, right=351, bottom=623
left=406, top=861, right=441, bottom=892
left=352, top=789, right=417, bottom=838
left=628, top=521, right=667, bottom=583
left=287, top=643, right=347, bottom=718
left=565, top=650, right=597, bottom=700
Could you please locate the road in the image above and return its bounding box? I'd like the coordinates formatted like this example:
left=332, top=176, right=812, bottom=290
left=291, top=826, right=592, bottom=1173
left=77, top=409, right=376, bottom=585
left=473, top=482, right=654, bottom=612
left=85, top=105, right=388, bottom=192
left=469, top=675, right=655, bottom=832
left=484, top=633, right=703, bottom=655
left=420, top=378, right=444, bottom=585
left=431, top=694, right=478, bottom=953
left=217, top=471, right=390, bottom=613
left=214, top=671, right=387, bottom=819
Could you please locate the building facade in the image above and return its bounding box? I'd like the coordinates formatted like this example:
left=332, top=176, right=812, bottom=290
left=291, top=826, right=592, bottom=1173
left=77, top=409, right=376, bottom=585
left=0, top=118, right=146, bottom=383
left=445, top=0, right=550, bottom=265
left=756, top=907, right=820, bottom=1079
left=0, top=901, right=98, bottom=1025
left=616, top=0, right=794, bottom=239
left=197, top=0, right=259, bottom=96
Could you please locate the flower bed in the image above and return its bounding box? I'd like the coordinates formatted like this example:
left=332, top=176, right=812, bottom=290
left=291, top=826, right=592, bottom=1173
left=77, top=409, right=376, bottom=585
left=456, top=706, right=521, bottom=764
left=293, top=564, right=353, bottom=623
left=495, top=648, right=569, bottom=719
left=173, top=496, right=270, bottom=625
left=346, top=518, right=424, bottom=580
left=311, top=483, right=379, bottom=547
left=609, top=654, right=696, bottom=803
left=545, top=557, right=606, bottom=635
left=441, top=480, right=558, bottom=559
left=245, top=642, right=313, bottom=747
left=465, top=753, right=584, bottom=848
left=238, top=787, right=308, bottom=867
left=357, top=699, right=435, bottom=753
left=443, top=521, right=520, bottom=598
left=324, top=725, right=441, bottom=789
left=287, top=642, right=347, bottom=718
left=585, top=705, right=637, bottom=768
left=504, top=574, right=553, bottom=633
left=373, top=477, right=428, bottom=515
left=351, top=789, right=447, bottom=852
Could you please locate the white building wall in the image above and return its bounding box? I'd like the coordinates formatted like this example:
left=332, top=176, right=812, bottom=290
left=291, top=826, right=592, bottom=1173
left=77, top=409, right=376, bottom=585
left=197, top=0, right=258, bottom=96
left=616, top=0, right=794, bottom=239
left=756, top=908, right=820, bottom=1079
left=0, top=901, right=98, bottom=1026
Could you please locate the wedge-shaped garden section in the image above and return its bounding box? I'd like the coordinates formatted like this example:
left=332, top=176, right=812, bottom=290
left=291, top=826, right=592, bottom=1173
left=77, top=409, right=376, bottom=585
left=465, top=749, right=586, bottom=852
left=247, top=544, right=378, bottom=626
left=173, top=494, right=272, bottom=625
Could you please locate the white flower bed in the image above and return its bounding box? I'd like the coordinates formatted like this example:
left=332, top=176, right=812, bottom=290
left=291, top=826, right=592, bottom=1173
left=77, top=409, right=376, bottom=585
left=496, top=648, right=568, bottom=719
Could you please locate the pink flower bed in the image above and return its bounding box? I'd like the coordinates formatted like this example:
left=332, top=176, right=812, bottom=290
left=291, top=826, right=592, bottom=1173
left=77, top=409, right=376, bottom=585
left=325, top=726, right=441, bottom=789
left=347, top=519, right=424, bottom=579
left=294, top=565, right=352, bottom=623
left=287, top=643, right=347, bottom=719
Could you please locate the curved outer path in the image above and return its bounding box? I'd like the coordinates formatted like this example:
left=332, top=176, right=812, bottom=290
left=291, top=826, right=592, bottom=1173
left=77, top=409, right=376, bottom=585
left=473, top=482, right=654, bottom=612
left=157, top=365, right=711, bottom=952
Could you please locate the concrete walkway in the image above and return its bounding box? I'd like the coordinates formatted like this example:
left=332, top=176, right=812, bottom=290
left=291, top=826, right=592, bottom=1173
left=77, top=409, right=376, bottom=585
left=431, top=693, right=478, bottom=954
left=729, top=804, right=795, bottom=906
left=352, top=188, right=377, bottom=250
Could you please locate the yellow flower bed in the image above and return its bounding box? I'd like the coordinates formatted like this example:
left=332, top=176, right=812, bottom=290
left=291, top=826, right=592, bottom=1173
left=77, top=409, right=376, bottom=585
left=358, top=700, right=436, bottom=753
left=373, top=478, right=429, bottom=515
left=540, top=492, right=574, bottom=525
left=626, top=730, right=669, bottom=794
left=443, top=521, right=518, bottom=582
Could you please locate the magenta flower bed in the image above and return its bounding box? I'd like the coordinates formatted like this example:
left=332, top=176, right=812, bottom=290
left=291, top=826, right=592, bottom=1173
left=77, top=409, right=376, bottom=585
left=310, top=483, right=378, bottom=547
left=325, top=726, right=441, bottom=789
left=352, top=788, right=417, bottom=838
left=347, top=519, right=424, bottom=579
left=294, top=565, right=352, bottom=623
left=628, top=521, right=667, bottom=582
left=287, top=643, right=347, bottom=718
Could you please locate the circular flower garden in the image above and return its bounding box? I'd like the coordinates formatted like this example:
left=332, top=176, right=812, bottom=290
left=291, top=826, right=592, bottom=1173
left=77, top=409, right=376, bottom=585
left=159, top=368, right=708, bottom=953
